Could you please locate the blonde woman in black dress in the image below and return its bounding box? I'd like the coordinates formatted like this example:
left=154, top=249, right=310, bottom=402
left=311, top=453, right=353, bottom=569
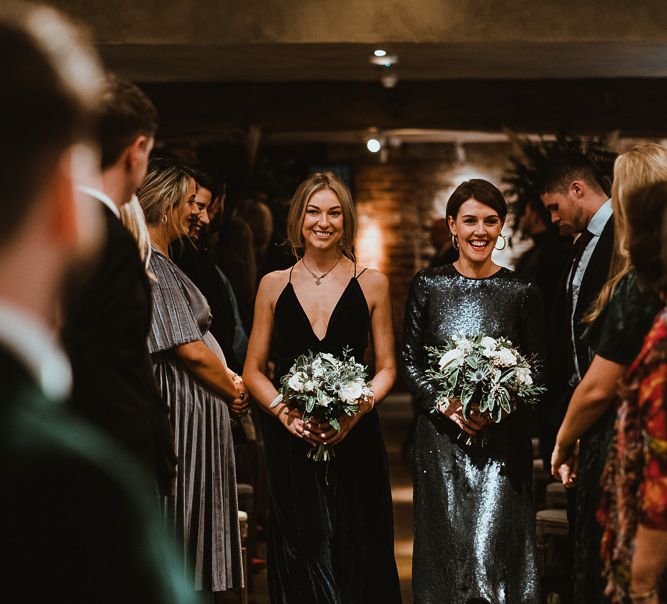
left=244, top=172, right=401, bottom=603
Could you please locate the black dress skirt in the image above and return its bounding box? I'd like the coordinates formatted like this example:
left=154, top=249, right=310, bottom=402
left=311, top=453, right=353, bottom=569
left=263, top=273, right=401, bottom=604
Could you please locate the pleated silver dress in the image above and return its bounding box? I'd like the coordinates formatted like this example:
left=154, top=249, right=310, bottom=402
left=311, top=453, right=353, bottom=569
left=401, top=265, right=545, bottom=604
left=148, top=249, right=243, bottom=592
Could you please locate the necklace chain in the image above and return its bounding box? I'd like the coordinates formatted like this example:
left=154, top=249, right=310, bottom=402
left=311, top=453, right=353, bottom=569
left=301, top=256, right=342, bottom=286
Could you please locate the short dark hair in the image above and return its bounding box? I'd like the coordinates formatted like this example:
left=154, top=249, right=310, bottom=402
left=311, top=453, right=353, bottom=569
left=99, top=74, right=158, bottom=169
left=191, top=169, right=221, bottom=200
left=540, top=152, right=606, bottom=195
left=627, top=181, right=667, bottom=297
left=446, top=179, right=507, bottom=220
left=0, top=3, right=101, bottom=245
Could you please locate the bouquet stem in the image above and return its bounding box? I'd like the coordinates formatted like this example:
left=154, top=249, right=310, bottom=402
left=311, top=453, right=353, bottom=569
left=307, top=444, right=334, bottom=462
left=457, top=430, right=488, bottom=448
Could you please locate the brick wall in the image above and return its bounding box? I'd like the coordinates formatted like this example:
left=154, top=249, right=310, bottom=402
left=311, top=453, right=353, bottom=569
left=349, top=143, right=515, bottom=347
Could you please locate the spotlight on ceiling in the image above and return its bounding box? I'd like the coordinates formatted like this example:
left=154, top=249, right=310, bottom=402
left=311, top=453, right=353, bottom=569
left=370, top=53, right=398, bottom=67
left=366, top=138, right=382, bottom=153
left=374, top=49, right=387, bottom=57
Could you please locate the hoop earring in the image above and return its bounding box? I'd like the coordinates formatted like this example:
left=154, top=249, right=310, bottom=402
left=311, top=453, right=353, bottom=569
left=495, top=234, right=507, bottom=251
left=451, top=235, right=459, bottom=250
left=161, top=214, right=168, bottom=224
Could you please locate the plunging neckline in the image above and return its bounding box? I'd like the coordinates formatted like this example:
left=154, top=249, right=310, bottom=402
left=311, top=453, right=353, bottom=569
left=286, top=278, right=356, bottom=343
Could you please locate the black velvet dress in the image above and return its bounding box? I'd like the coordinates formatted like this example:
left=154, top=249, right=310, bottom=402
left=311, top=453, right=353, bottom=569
left=264, top=272, right=401, bottom=604
left=401, top=265, right=545, bottom=604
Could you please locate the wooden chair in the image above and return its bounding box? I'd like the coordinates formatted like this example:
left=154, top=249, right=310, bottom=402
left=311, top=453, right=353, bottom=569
left=535, top=508, right=569, bottom=577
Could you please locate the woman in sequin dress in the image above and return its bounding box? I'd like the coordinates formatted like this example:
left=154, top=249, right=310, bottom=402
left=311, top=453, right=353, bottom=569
left=402, top=179, right=545, bottom=604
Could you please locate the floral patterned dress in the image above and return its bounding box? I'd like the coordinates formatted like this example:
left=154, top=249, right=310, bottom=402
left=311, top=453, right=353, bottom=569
left=598, top=306, right=667, bottom=603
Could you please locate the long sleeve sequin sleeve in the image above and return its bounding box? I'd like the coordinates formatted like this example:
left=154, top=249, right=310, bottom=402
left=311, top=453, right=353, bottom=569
left=401, top=271, right=438, bottom=412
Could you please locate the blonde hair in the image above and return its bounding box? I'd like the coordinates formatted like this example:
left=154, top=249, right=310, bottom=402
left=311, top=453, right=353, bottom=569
left=137, top=159, right=193, bottom=241
left=286, top=172, right=357, bottom=260
left=120, top=195, right=151, bottom=271
left=586, top=143, right=667, bottom=321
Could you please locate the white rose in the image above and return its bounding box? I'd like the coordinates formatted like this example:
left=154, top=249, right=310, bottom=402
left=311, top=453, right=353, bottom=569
left=453, top=334, right=472, bottom=349
left=320, top=353, right=338, bottom=365
left=515, top=367, right=533, bottom=386
left=439, top=348, right=463, bottom=370
left=287, top=372, right=305, bottom=392
left=311, top=358, right=326, bottom=377
left=303, top=380, right=315, bottom=392
left=339, top=381, right=363, bottom=403
left=495, top=347, right=517, bottom=367
left=480, top=336, right=497, bottom=348
left=480, top=336, right=497, bottom=358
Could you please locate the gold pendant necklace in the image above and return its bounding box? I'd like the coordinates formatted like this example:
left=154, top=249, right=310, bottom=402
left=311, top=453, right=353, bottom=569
left=301, top=256, right=342, bottom=286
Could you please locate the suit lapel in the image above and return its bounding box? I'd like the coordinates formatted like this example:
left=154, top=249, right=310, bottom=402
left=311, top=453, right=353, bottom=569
left=574, top=218, right=615, bottom=319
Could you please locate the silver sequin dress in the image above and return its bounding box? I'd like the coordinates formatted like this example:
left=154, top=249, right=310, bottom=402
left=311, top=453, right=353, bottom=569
left=401, top=265, right=545, bottom=604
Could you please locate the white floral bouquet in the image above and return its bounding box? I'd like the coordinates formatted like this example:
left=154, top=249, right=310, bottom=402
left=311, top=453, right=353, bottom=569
left=271, top=347, right=373, bottom=461
left=425, top=334, right=545, bottom=444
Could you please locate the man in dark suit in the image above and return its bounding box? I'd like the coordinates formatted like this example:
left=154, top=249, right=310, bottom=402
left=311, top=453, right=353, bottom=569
left=61, top=75, right=177, bottom=496
left=540, top=153, right=614, bottom=463
left=0, top=4, right=198, bottom=601
left=540, top=152, right=614, bottom=603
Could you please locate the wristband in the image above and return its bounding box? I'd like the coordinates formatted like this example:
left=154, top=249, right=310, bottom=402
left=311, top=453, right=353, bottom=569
left=269, top=393, right=283, bottom=409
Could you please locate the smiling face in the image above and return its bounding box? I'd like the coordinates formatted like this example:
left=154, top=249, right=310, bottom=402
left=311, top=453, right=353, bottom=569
left=170, top=177, right=197, bottom=239
left=301, top=188, right=344, bottom=252
left=448, top=197, right=503, bottom=264
left=188, top=186, right=212, bottom=241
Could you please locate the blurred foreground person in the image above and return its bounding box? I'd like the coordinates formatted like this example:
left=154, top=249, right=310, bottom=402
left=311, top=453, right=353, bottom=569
left=0, top=3, right=197, bottom=602
left=62, top=74, right=177, bottom=496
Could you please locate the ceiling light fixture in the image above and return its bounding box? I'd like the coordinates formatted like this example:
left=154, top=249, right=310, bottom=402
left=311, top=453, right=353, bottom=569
left=374, top=49, right=387, bottom=57
left=366, top=138, right=382, bottom=153
left=370, top=53, right=398, bottom=68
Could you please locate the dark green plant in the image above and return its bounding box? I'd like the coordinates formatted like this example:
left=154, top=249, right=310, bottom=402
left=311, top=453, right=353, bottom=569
left=502, top=131, right=617, bottom=227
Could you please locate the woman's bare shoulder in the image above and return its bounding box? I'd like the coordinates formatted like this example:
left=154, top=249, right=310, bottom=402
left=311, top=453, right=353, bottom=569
left=257, top=267, right=293, bottom=302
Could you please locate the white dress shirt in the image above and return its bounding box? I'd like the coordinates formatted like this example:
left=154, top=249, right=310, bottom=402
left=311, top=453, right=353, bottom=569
left=0, top=301, right=71, bottom=401
left=78, top=185, right=120, bottom=219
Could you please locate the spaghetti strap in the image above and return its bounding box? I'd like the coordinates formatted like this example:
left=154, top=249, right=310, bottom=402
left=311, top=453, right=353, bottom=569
left=288, top=262, right=296, bottom=283
left=357, top=267, right=369, bottom=279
